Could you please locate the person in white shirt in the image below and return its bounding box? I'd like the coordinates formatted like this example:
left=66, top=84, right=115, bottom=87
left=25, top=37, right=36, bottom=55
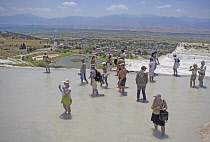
left=149, top=57, right=156, bottom=82
left=58, top=79, right=72, bottom=114
left=198, top=61, right=206, bottom=87
left=121, top=50, right=126, bottom=60
left=173, top=54, right=180, bottom=77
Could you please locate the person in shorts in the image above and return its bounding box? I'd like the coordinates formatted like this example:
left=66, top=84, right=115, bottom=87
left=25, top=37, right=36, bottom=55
left=101, top=62, right=109, bottom=87
left=58, top=79, right=72, bottom=114
left=90, top=64, right=99, bottom=95
left=173, top=54, right=180, bottom=77
left=118, top=63, right=127, bottom=93
left=189, top=64, right=198, bottom=87
left=43, top=52, right=51, bottom=73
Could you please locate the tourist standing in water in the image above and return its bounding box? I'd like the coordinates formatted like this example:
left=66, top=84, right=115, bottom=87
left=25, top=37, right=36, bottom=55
left=173, top=54, right=180, bottom=77
left=118, top=63, right=127, bottom=93
left=151, top=51, right=160, bottom=73
left=121, top=50, right=126, bottom=61
left=189, top=64, right=198, bottom=87
left=151, top=94, right=168, bottom=135
left=80, top=59, right=88, bottom=84
left=117, top=56, right=125, bottom=76
left=90, top=56, right=96, bottom=66
left=59, top=79, right=72, bottom=114
left=149, top=57, right=155, bottom=82
left=136, top=66, right=148, bottom=101
left=101, top=62, right=109, bottom=87
left=198, top=61, right=206, bottom=87
left=43, top=52, right=51, bottom=73
left=90, top=64, right=99, bottom=95
left=106, top=55, right=112, bottom=71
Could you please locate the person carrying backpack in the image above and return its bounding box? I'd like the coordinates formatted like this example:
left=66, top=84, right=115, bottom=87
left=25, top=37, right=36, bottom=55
left=90, top=64, right=99, bottom=95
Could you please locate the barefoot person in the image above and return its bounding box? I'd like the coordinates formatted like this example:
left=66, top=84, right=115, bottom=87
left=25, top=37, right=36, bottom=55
left=151, top=51, right=160, bottom=73
left=90, top=56, right=96, bottom=66
left=151, top=94, right=168, bottom=135
left=121, top=50, right=126, bottom=60
left=80, top=58, right=88, bottom=84
left=189, top=64, right=198, bottom=87
left=119, top=63, right=127, bottom=93
left=106, top=55, right=112, bottom=71
left=117, top=56, right=125, bottom=76
left=58, top=79, right=72, bottom=114
left=43, top=52, right=51, bottom=73
left=198, top=61, right=206, bottom=87
left=90, top=64, right=99, bottom=95
left=173, top=54, right=180, bottom=77
left=136, top=66, right=148, bottom=101
left=149, top=57, right=155, bottom=82
left=101, top=62, right=109, bottom=87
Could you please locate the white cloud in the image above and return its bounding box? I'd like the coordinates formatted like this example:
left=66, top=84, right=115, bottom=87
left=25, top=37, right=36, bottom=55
left=63, top=2, right=77, bottom=6
left=156, top=5, right=171, bottom=9
left=176, top=9, right=184, bottom=12
left=0, top=7, right=5, bottom=11
left=141, top=2, right=145, bottom=4
left=74, top=9, right=81, bottom=12
left=12, top=7, right=24, bottom=12
left=205, top=10, right=210, bottom=12
left=106, top=5, right=128, bottom=11
left=12, top=7, right=51, bottom=12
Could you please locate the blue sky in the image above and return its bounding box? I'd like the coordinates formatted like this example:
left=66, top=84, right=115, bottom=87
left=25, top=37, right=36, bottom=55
left=0, top=0, right=210, bottom=19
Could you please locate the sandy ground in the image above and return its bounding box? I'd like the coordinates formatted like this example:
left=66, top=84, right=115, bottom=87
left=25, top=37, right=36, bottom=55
left=0, top=67, right=209, bottom=142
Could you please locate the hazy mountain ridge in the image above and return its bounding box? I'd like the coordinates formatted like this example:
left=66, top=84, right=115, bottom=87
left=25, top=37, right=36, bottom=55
left=0, top=14, right=210, bottom=30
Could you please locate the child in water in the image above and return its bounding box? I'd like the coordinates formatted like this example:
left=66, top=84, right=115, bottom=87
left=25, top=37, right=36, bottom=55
left=59, top=79, right=72, bottom=114
left=189, top=64, right=198, bottom=87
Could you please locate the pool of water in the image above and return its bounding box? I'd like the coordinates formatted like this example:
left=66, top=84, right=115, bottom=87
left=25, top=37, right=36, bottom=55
left=51, top=55, right=103, bottom=69
left=0, top=68, right=209, bottom=142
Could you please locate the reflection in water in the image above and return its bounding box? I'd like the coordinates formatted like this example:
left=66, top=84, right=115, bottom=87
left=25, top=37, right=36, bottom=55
left=60, top=112, right=72, bottom=120
left=44, top=73, right=52, bottom=88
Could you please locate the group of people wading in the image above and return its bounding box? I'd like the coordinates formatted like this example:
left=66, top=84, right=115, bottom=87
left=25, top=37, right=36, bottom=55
left=42, top=50, right=206, bottom=136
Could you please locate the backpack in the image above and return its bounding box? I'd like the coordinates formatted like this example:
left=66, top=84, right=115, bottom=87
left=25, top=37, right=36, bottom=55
left=177, top=58, right=180, bottom=62
left=94, top=69, right=102, bottom=82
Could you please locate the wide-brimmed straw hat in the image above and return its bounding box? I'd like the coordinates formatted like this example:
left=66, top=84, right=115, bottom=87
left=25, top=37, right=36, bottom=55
left=153, top=94, right=161, bottom=99
left=63, top=79, right=70, bottom=84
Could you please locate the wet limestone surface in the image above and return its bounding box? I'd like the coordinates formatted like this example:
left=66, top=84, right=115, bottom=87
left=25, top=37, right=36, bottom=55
left=0, top=67, right=210, bottom=142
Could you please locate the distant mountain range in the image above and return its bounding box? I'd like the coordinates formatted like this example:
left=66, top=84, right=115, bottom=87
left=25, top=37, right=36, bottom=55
left=0, top=14, right=210, bottom=30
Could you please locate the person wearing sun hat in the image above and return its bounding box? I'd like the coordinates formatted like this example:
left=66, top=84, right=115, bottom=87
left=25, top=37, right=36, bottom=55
left=58, top=79, right=72, bottom=114
left=151, top=94, right=168, bottom=135
left=136, top=66, right=148, bottom=101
